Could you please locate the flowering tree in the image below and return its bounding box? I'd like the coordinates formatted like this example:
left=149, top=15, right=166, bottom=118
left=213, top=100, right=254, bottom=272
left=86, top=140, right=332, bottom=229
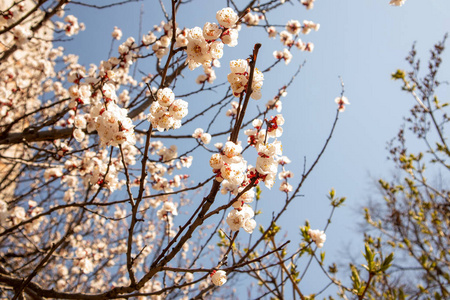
left=0, top=0, right=367, bottom=299
left=360, top=36, right=449, bottom=300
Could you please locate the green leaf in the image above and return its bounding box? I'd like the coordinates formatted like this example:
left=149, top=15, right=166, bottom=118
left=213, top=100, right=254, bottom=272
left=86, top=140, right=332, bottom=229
left=320, top=252, right=325, bottom=264
left=379, top=253, right=394, bottom=272
left=391, top=69, right=406, bottom=80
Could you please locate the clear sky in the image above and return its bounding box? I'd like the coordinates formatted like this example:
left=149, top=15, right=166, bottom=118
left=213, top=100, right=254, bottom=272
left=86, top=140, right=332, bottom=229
left=62, top=0, right=450, bottom=296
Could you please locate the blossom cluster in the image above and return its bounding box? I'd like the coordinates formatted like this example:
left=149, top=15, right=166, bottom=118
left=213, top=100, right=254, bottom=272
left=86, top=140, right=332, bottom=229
left=209, top=141, right=257, bottom=233
left=148, top=88, right=188, bottom=132
left=92, top=101, right=136, bottom=147
left=227, top=59, right=264, bottom=99
left=0, top=200, right=44, bottom=234
left=226, top=203, right=256, bottom=233
left=192, top=128, right=212, bottom=144
left=185, top=8, right=239, bottom=70
left=269, top=18, right=319, bottom=65
left=210, top=141, right=246, bottom=189
left=62, top=146, right=137, bottom=192
left=245, top=115, right=287, bottom=189
left=278, top=158, right=293, bottom=193
left=180, top=7, right=242, bottom=85
left=55, top=15, right=85, bottom=37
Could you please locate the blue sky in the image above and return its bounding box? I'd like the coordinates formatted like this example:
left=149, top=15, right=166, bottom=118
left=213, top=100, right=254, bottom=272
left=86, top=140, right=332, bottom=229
left=62, top=0, right=450, bottom=296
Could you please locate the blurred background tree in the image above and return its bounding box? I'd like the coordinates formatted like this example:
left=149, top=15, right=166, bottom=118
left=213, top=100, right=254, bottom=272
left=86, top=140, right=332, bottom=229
left=361, top=35, right=450, bottom=300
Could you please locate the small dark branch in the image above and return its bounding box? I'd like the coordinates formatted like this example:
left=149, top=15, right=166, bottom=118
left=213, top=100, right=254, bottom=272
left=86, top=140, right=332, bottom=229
left=69, top=0, right=142, bottom=9
left=230, top=43, right=261, bottom=143
left=159, top=0, right=178, bottom=88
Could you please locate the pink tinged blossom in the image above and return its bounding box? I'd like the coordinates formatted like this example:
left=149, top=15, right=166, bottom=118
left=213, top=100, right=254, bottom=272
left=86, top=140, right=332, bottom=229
left=209, top=153, right=223, bottom=169
left=79, top=257, right=94, bottom=274
left=223, top=141, right=242, bottom=158
left=12, top=25, right=31, bottom=45
left=74, top=115, right=87, bottom=129
left=226, top=205, right=254, bottom=232
left=157, top=88, right=175, bottom=106
left=308, top=229, right=326, bottom=248
left=111, top=26, right=122, bottom=40
left=160, top=35, right=171, bottom=48
left=241, top=205, right=255, bottom=219
left=203, top=22, right=222, bottom=40
left=267, top=26, right=277, bottom=38
left=252, top=118, right=263, bottom=128
left=44, top=167, right=63, bottom=181
left=226, top=209, right=244, bottom=231
left=243, top=218, right=256, bottom=233
left=232, top=200, right=244, bottom=209
left=278, top=156, right=291, bottom=165
left=163, top=201, right=178, bottom=215
left=169, top=99, right=188, bottom=120
left=64, top=15, right=82, bottom=37
left=211, top=270, right=227, bottom=286
left=279, top=181, right=293, bottom=193
left=283, top=49, right=293, bottom=65
left=227, top=73, right=248, bottom=96
left=286, top=20, right=301, bottom=35
left=73, top=128, right=85, bottom=142
left=302, top=20, right=320, bottom=35
left=295, top=39, right=306, bottom=51
left=185, top=272, right=194, bottom=283
left=142, top=32, right=157, bottom=46
left=256, top=156, right=278, bottom=175
left=220, top=164, right=243, bottom=183
left=186, top=38, right=212, bottom=70
left=251, top=88, right=263, bottom=100
left=279, top=31, right=293, bottom=46
left=196, top=74, right=208, bottom=84
left=216, top=7, right=239, bottom=28
left=305, top=42, right=314, bottom=52
left=264, top=173, right=276, bottom=189
left=192, top=128, right=204, bottom=138
left=229, top=59, right=248, bottom=73
left=243, top=13, right=260, bottom=26
left=201, top=133, right=211, bottom=144
left=176, top=32, right=189, bottom=48
left=12, top=206, right=26, bottom=223
left=209, top=41, right=224, bottom=59
left=335, top=96, right=350, bottom=112
left=240, top=189, right=255, bottom=203
left=273, top=50, right=283, bottom=60
left=78, top=84, right=92, bottom=103
left=390, top=0, right=406, bottom=6
left=257, top=141, right=282, bottom=157
left=301, top=0, right=316, bottom=10
left=221, top=28, right=238, bottom=47
left=187, top=27, right=203, bottom=41
left=94, top=102, right=135, bottom=146
left=252, top=68, right=264, bottom=87
left=278, top=170, right=294, bottom=180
